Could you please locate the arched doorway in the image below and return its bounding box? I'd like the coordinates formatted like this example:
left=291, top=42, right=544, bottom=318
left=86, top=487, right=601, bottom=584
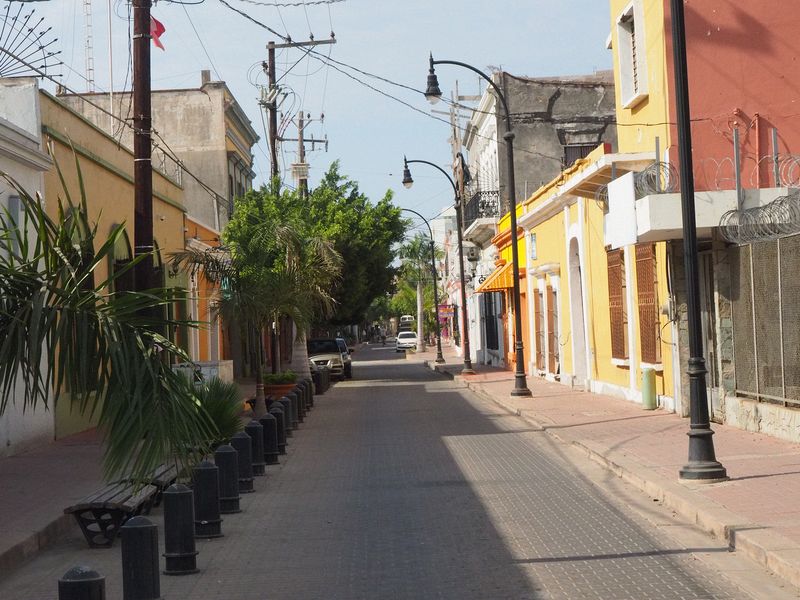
left=568, top=237, right=587, bottom=386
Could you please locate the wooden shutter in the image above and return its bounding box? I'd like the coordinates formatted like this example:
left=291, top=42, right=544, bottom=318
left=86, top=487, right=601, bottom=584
left=607, top=249, right=627, bottom=359
left=636, top=244, right=659, bottom=364
left=534, top=290, right=544, bottom=371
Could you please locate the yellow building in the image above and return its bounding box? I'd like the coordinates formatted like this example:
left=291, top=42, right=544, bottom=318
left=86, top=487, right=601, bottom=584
left=40, top=90, right=189, bottom=438
left=477, top=0, right=685, bottom=410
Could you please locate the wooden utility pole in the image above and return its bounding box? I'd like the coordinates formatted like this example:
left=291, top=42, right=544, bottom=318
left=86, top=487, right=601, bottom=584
left=267, top=41, right=279, bottom=179
left=265, top=37, right=335, bottom=184
left=132, top=0, right=154, bottom=292
left=298, top=111, right=307, bottom=199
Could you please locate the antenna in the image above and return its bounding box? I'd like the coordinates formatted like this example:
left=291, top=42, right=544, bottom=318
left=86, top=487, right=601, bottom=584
left=0, top=2, right=62, bottom=79
left=83, top=0, right=95, bottom=91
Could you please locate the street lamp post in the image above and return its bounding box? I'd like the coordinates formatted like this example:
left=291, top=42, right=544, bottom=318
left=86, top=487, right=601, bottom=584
left=669, top=0, right=727, bottom=481
left=399, top=206, right=445, bottom=365
left=403, top=159, right=474, bottom=374
left=424, top=55, right=530, bottom=396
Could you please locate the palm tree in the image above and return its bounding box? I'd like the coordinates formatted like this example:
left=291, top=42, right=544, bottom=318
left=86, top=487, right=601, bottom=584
left=170, top=220, right=341, bottom=407
left=397, top=234, right=443, bottom=347
left=0, top=172, right=217, bottom=482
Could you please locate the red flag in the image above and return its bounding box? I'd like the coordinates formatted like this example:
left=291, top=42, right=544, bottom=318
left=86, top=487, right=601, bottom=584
left=150, top=16, right=165, bottom=50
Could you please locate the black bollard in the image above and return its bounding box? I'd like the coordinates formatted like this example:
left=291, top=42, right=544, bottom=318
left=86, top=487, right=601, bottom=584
left=289, top=390, right=304, bottom=424
left=302, top=379, right=313, bottom=410
left=258, top=412, right=280, bottom=465
left=304, top=377, right=315, bottom=408
left=244, top=420, right=266, bottom=476
left=283, top=394, right=299, bottom=430
left=269, top=405, right=288, bottom=454
left=162, top=484, right=199, bottom=576
left=192, top=460, right=223, bottom=539
left=58, top=566, right=106, bottom=600
left=295, top=386, right=307, bottom=419
left=277, top=397, right=294, bottom=437
left=214, top=444, right=241, bottom=514
left=120, top=517, right=160, bottom=600
left=311, top=370, right=321, bottom=396
left=230, top=431, right=254, bottom=493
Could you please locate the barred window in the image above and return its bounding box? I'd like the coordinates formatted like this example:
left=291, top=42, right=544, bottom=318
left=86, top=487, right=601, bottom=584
left=635, top=244, right=660, bottom=364
left=607, top=249, right=628, bottom=360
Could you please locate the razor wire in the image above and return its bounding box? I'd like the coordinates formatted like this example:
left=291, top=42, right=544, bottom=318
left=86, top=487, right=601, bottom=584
left=719, top=189, right=800, bottom=244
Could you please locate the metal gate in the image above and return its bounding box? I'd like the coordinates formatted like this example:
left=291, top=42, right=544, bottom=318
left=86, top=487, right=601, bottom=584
left=730, top=233, right=800, bottom=405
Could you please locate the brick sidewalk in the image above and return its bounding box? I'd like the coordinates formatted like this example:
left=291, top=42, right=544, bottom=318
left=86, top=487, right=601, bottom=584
left=411, top=345, right=800, bottom=588
left=0, top=428, right=104, bottom=577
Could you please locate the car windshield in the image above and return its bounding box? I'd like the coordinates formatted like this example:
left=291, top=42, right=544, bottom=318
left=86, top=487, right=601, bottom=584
left=308, top=339, right=340, bottom=354
left=397, top=332, right=417, bottom=339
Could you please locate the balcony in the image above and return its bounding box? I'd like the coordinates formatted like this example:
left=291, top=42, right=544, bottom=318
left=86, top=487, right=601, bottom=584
left=463, top=190, right=501, bottom=246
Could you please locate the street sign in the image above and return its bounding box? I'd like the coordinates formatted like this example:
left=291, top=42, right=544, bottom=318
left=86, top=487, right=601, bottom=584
left=437, top=304, right=455, bottom=319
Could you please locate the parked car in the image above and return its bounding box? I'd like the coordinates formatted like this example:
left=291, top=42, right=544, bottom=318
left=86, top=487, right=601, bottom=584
left=335, top=337, right=353, bottom=379
left=307, top=338, right=346, bottom=380
left=395, top=331, right=418, bottom=352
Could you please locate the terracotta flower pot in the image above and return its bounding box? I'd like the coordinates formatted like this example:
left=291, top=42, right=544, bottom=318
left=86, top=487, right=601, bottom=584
left=262, top=383, right=297, bottom=399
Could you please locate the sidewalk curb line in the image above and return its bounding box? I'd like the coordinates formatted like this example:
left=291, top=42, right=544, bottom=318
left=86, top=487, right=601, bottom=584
left=0, top=514, right=74, bottom=581
left=422, top=359, right=800, bottom=590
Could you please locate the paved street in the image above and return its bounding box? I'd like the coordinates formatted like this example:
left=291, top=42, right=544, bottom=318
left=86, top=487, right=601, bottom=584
left=0, top=346, right=793, bottom=599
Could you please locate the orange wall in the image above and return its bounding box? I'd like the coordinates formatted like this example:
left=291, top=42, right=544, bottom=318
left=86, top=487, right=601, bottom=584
left=664, top=1, right=800, bottom=191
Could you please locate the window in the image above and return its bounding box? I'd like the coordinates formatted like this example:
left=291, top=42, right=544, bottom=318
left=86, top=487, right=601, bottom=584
left=607, top=249, right=629, bottom=360
left=534, top=288, right=545, bottom=370
left=616, top=1, right=648, bottom=108
left=547, top=285, right=560, bottom=374
left=635, top=244, right=660, bottom=364
left=564, top=144, right=596, bottom=168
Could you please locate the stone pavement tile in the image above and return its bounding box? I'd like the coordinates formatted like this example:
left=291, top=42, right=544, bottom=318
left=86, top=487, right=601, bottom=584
left=413, top=345, right=800, bottom=587
left=0, top=428, right=104, bottom=578
left=0, top=354, right=758, bottom=599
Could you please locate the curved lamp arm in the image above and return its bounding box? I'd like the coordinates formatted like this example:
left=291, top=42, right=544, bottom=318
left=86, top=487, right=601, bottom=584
left=404, top=157, right=458, bottom=199
left=430, top=58, right=511, bottom=130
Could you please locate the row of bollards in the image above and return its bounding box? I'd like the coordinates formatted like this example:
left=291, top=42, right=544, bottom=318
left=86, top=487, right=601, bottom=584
left=58, top=375, right=319, bottom=600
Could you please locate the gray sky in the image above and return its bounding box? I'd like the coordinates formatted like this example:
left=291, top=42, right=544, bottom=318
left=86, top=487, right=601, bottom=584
left=20, top=0, right=611, bottom=226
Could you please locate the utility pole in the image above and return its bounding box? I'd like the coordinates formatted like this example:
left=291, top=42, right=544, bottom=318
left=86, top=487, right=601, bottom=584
left=266, top=41, right=278, bottom=180
left=264, top=36, right=335, bottom=185
left=132, top=0, right=154, bottom=293
left=298, top=111, right=307, bottom=199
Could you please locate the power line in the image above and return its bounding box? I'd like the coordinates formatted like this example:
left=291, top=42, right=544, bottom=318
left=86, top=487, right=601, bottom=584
left=0, top=43, right=227, bottom=206
left=231, top=0, right=346, bottom=6
left=181, top=1, right=223, bottom=81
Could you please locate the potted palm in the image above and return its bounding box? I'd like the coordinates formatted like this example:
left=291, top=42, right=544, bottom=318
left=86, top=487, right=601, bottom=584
left=261, top=369, right=297, bottom=398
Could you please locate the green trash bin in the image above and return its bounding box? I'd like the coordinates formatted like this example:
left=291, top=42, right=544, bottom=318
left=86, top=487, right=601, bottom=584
left=642, top=367, right=657, bottom=410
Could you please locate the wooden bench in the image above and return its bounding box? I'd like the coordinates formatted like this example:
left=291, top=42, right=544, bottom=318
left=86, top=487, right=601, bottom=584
left=64, top=482, right=158, bottom=548
left=136, top=463, right=179, bottom=506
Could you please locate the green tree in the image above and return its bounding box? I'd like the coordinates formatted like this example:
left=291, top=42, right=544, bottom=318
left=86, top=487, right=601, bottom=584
left=172, top=187, right=342, bottom=401
left=391, top=234, right=443, bottom=340
left=242, top=164, right=407, bottom=326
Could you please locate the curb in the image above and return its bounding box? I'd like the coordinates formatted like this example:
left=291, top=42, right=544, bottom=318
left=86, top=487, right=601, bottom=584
left=0, top=514, right=74, bottom=582
left=422, top=359, right=800, bottom=590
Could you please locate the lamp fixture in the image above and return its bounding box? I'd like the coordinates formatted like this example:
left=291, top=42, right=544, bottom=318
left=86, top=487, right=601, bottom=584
left=424, top=54, right=442, bottom=105
left=402, top=157, right=414, bottom=189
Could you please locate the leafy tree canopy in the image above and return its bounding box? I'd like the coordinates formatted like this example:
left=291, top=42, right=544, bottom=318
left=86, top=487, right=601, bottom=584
left=238, top=163, right=407, bottom=325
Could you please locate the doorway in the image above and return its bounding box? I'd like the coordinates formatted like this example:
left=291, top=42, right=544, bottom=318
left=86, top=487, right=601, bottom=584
left=568, top=238, right=588, bottom=387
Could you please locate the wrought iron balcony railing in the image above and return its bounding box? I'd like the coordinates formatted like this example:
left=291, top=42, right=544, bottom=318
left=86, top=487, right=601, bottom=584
left=463, top=190, right=501, bottom=230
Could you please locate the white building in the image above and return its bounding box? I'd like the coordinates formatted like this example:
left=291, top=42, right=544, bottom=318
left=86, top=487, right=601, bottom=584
left=0, top=78, right=54, bottom=456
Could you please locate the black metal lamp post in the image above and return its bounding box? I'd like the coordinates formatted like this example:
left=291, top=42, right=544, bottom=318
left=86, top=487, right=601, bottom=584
left=403, top=159, right=474, bottom=373
left=397, top=203, right=445, bottom=365
left=669, top=0, right=727, bottom=481
left=424, top=55, right=530, bottom=395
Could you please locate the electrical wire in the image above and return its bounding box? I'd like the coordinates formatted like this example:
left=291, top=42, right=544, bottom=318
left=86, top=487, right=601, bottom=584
left=232, top=0, right=346, bottom=6
left=180, top=1, right=223, bottom=81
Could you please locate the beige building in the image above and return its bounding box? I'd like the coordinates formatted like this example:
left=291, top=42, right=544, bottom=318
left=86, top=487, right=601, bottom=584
left=56, top=70, right=259, bottom=231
